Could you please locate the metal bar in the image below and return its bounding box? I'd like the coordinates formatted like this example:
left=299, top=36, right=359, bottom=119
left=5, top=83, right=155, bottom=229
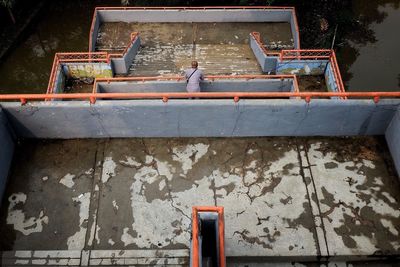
left=191, top=207, right=225, bottom=267
left=95, top=6, right=295, bottom=10
left=0, top=92, right=399, bottom=102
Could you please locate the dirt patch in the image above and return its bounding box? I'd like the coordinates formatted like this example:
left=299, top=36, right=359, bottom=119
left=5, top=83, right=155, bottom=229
left=297, top=75, right=328, bottom=92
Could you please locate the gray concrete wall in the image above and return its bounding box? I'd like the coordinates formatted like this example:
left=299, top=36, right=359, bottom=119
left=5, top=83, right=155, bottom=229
left=249, top=34, right=277, bottom=73
left=277, top=60, right=328, bottom=75
left=89, top=10, right=101, bottom=52
left=0, top=108, right=15, bottom=204
left=385, top=107, right=400, bottom=176
left=1, top=99, right=399, bottom=139
left=97, top=9, right=293, bottom=23
left=92, top=9, right=300, bottom=54
left=290, top=13, right=300, bottom=49
left=111, top=36, right=141, bottom=74
left=96, top=79, right=294, bottom=93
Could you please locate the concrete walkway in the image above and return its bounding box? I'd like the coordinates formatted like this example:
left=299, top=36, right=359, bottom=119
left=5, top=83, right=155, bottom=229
left=0, top=137, right=399, bottom=266
left=96, top=22, right=293, bottom=76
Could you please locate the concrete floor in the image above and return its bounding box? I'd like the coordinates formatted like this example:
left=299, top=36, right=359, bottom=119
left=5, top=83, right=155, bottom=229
left=0, top=137, right=399, bottom=266
left=96, top=22, right=293, bottom=76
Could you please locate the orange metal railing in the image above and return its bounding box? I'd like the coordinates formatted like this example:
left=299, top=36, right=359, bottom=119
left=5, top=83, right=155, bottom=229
left=279, top=49, right=345, bottom=93
left=1, top=91, right=399, bottom=106
left=279, top=49, right=332, bottom=60
left=251, top=32, right=280, bottom=56
left=94, top=6, right=296, bottom=10
left=191, top=206, right=225, bottom=267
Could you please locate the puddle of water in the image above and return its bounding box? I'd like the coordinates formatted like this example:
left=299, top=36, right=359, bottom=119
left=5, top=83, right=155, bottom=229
left=337, top=1, right=400, bottom=92
left=0, top=0, right=115, bottom=94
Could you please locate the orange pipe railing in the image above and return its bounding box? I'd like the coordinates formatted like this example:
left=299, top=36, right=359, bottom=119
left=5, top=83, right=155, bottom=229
left=95, top=6, right=295, bottom=10
left=1, top=92, right=399, bottom=105
left=191, top=206, right=225, bottom=267
left=251, top=32, right=280, bottom=56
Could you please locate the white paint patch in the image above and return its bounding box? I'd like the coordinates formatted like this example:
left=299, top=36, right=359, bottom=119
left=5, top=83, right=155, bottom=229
left=172, top=143, right=209, bottom=175
left=112, top=200, right=119, bottom=210
left=121, top=227, right=135, bottom=246
left=102, top=157, right=116, bottom=183
left=382, top=191, right=397, bottom=204
left=41, top=176, right=48, bottom=181
left=59, top=173, right=76, bottom=188
left=159, top=179, right=166, bottom=191
left=94, top=185, right=99, bottom=191
left=247, top=149, right=255, bottom=155
left=381, top=218, right=399, bottom=236
left=67, top=192, right=91, bottom=250
left=95, top=225, right=101, bottom=245
left=7, top=193, right=49, bottom=235
left=85, top=168, right=94, bottom=175
left=120, top=156, right=142, bottom=167
left=87, top=210, right=97, bottom=246
left=108, top=238, right=115, bottom=246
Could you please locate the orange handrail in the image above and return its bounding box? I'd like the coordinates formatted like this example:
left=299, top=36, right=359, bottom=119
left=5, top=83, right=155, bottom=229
left=251, top=32, right=280, bottom=56
left=95, top=6, right=295, bottom=11
left=191, top=206, right=225, bottom=267
left=1, top=92, right=399, bottom=105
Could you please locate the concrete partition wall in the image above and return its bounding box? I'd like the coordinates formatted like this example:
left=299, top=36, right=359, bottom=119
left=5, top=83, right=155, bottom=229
left=1, top=99, right=399, bottom=139
left=96, top=79, right=295, bottom=93
left=0, top=108, right=15, bottom=204
left=110, top=36, right=141, bottom=74
left=92, top=8, right=300, bottom=49
left=324, top=62, right=340, bottom=92
left=249, top=34, right=277, bottom=73
left=89, top=10, right=101, bottom=52
left=276, top=60, right=328, bottom=75
left=386, top=107, right=400, bottom=176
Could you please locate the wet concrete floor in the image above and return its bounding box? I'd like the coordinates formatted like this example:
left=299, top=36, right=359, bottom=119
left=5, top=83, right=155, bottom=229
left=97, top=22, right=293, bottom=76
left=0, top=137, right=399, bottom=266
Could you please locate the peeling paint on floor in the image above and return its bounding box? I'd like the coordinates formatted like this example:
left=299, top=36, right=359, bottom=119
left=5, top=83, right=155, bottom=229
left=67, top=192, right=91, bottom=250
left=59, top=173, right=76, bottom=188
left=6, top=193, right=49, bottom=235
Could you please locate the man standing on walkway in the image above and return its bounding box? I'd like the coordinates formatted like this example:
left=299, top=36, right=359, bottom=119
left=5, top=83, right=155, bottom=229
left=184, top=61, right=204, bottom=94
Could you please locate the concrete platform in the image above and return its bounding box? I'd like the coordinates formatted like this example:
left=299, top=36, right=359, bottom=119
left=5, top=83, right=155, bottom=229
left=0, top=137, right=399, bottom=266
left=96, top=22, right=293, bottom=76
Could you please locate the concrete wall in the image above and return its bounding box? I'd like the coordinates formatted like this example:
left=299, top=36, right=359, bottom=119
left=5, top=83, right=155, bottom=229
left=0, top=108, right=15, bottom=204
left=97, top=9, right=293, bottom=23
left=276, top=60, right=328, bottom=75
left=111, top=36, right=141, bottom=74
left=385, top=107, right=400, bottom=176
left=53, top=66, right=66, bottom=94
left=92, top=9, right=300, bottom=52
left=290, top=12, right=300, bottom=49
left=1, top=99, right=399, bottom=139
left=96, top=79, right=295, bottom=93
left=324, top=62, right=339, bottom=92
left=89, top=10, right=102, bottom=52
left=249, top=34, right=277, bottom=73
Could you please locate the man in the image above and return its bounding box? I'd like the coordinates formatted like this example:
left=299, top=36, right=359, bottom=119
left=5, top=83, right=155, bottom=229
left=184, top=61, right=204, bottom=93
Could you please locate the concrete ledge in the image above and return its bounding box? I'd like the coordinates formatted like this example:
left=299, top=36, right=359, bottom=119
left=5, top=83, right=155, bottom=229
left=1, top=99, right=399, bottom=139
left=96, top=79, right=295, bottom=93
left=385, top=107, right=400, bottom=176
left=0, top=108, right=15, bottom=204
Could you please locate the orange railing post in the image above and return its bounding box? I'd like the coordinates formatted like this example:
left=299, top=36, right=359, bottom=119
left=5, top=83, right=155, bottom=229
left=0, top=91, right=400, bottom=105
left=191, top=206, right=225, bottom=267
